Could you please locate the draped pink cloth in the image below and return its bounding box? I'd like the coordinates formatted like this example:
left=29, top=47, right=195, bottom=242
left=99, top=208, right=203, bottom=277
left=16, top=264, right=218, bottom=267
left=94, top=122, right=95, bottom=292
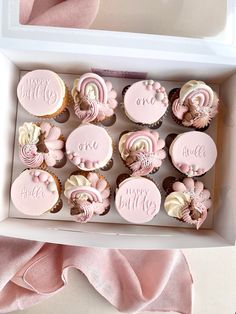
left=0, top=237, right=193, bottom=313
left=19, top=0, right=100, bottom=28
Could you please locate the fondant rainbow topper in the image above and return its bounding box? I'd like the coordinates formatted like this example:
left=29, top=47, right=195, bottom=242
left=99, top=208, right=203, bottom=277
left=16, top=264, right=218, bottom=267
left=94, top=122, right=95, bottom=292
left=73, top=73, right=118, bottom=123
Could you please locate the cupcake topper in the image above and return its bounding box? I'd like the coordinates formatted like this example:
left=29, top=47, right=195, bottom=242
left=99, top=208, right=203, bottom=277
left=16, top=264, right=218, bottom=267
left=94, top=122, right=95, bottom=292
left=73, top=73, right=118, bottom=123
left=172, top=80, right=219, bottom=128
left=120, top=130, right=166, bottom=176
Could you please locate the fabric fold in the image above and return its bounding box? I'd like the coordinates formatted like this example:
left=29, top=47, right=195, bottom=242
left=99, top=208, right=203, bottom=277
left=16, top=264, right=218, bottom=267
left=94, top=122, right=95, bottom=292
left=19, top=0, right=100, bottom=28
left=0, top=237, right=192, bottom=314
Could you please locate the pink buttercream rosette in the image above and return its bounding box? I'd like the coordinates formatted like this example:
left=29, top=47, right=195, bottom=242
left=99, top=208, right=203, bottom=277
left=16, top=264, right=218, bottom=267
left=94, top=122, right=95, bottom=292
left=65, top=172, right=110, bottom=223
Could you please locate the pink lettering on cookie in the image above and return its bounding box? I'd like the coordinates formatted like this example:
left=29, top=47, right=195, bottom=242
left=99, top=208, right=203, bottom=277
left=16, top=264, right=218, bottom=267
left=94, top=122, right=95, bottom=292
left=182, top=145, right=206, bottom=158
left=21, top=186, right=45, bottom=200
left=78, top=141, right=98, bottom=151
left=20, top=78, right=58, bottom=105
left=136, top=97, right=156, bottom=106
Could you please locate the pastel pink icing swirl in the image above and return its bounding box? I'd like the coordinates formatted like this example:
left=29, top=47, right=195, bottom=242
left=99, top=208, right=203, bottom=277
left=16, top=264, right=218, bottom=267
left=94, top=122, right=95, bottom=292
left=19, top=144, right=44, bottom=168
left=74, top=73, right=118, bottom=123
left=124, top=130, right=166, bottom=176
left=172, top=177, right=212, bottom=229
left=67, top=173, right=110, bottom=223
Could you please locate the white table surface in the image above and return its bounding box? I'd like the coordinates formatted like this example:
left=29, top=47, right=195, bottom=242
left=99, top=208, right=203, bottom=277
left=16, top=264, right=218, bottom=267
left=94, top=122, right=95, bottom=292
left=12, top=247, right=236, bottom=314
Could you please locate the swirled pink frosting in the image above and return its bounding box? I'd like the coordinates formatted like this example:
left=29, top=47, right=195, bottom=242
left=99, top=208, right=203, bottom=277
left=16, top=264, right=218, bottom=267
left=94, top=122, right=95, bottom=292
left=172, top=177, right=212, bottom=229
left=65, top=172, right=110, bottom=223
left=73, top=73, right=118, bottom=123
left=119, top=129, right=166, bottom=176
left=19, top=144, right=44, bottom=168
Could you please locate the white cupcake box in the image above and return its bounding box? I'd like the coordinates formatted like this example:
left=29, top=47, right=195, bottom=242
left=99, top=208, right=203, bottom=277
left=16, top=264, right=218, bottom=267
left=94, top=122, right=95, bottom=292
left=0, top=0, right=236, bottom=249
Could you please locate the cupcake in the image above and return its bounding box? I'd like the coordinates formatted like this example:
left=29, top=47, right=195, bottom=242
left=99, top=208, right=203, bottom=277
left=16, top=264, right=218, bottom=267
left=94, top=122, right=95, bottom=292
left=64, top=172, right=111, bottom=223
left=66, top=124, right=113, bottom=171
left=169, top=131, right=217, bottom=177
left=72, top=73, right=118, bottom=124
left=123, top=80, right=168, bottom=127
left=11, top=169, right=62, bottom=216
left=18, top=122, right=65, bottom=168
left=118, top=129, right=166, bottom=176
left=17, top=70, right=69, bottom=118
left=163, top=177, right=212, bottom=229
left=170, top=80, right=219, bottom=129
left=115, top=176, right=161, bottom=223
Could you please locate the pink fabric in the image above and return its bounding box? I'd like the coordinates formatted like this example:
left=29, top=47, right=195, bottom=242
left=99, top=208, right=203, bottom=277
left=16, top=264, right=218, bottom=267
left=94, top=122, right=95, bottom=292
left=0, top=237, right=192, bottom=313
left=19, top=0, right=100, bottom=28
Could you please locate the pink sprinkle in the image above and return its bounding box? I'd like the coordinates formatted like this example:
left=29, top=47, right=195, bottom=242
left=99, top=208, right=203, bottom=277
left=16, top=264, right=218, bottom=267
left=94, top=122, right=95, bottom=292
left=160, top=87, right=165, bottom=92
left=147, top=85, right=152, bottom=91
left=180, top=164, right=190, bottom=173
left=33, top=176, right=39, bottom=183
left=34, top=170, right=40, bottom=177
left=153, top=82, right=161, bottom=90
left=39, top=172, right=48, bottom=182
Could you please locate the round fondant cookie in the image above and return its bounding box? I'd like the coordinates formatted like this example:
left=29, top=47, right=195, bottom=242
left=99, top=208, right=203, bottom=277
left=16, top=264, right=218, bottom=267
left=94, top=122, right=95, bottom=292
left=66, top=124, right=113, bottom=171
left=72, top=73, right=118, bottom=123
left=115, top=177, right=161, bottom=223
left=118, top=129, right=166, bottom=176
left=17, top=70, right=68, bottom=118
left=123, top=80, right=168, bottom=125
left=64, top=172, right=111, bottom=223
left=18, top=122, right=65, bottom=168
left=11, top=169, right=62, bottom=216
left=169, top=131, right=217, bottom=177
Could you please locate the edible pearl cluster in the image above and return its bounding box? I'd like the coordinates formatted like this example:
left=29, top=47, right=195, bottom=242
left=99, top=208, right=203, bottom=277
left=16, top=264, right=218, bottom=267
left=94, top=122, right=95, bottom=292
left=30, top=170, right=57, bottom=193
left=177, top=163, right=205, bottom=177
left=143, top=80, right=168, bottom=107
left=66, top=151, right=99, bottom=169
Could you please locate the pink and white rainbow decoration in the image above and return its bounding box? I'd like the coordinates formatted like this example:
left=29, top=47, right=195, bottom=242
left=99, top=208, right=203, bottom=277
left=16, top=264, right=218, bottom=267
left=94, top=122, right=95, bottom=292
left=172, top=178, right=212, bottom=229
left=172, top=80, right=219, bottom=128
left=123, top=130, right=166, bottom=176
left=74, top=73, right=118, bottom=123
left=65, top=173, right=110, bottom=223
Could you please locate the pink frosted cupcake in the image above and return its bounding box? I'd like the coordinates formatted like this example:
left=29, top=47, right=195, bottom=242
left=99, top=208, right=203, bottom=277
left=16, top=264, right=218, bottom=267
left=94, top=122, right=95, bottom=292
left=118, top=129, right=166, bottom=176
left=72, top=73, right=118, bottom=124
left=170, top=80, right=219, bottom=129
left=115, top=176, right=161, bottom=224
left=64, top=172, right=111, bottom=223
left=163, top=177, right=212, bottom=229
left=123, top=80, right=168, bottom=127
left=169, top=131, right=217, bottom=177
left=17, top=70, right=69, bottom=118
left=66, top=124, right=113, bottom=171
left=18, top=122, right=65, bottom=168
left=11, top=169, right=63, bottom=216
